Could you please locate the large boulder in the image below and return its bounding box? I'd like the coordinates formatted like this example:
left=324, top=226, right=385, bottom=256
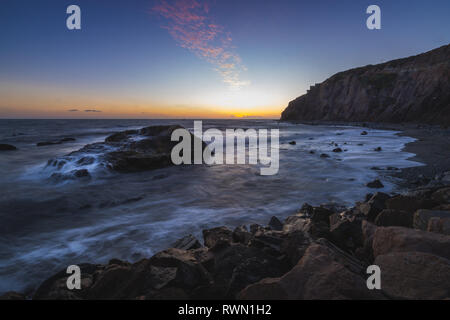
left=358, top=192, right=390, bottom=221
left=431, top=187, right=450, bottom=204
left=239, top=242, right=383, bottom=300
left=375, top=252, right=450, bottom=299
left=171, top=234, right=202, bottom=250
left=385, top=195, right=435, bottom=213
left=372, top=226, right=450, bottom=260
left=427, top=217, right=450, bottom=235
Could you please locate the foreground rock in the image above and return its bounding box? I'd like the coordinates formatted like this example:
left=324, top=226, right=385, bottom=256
left=30, top=185, right=450, bottom=300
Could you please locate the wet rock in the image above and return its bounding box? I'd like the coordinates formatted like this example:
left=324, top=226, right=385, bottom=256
left=171, top=235, right=202, bottom=250
left=361, top=131, right=368, bottom=135
left=203, top=227, right=233, bottom=250
left=372, top=226, right=450, bottom=260
left=37, top=138, right=76, bottom=147
left=332, top=147, right=343, bottom=152
left=309, top=150, right=315, bottom=154
left=268, top=216, right=283, bottom=231
left=320, top=153, right=330, bottom=158
left=73, top=169, right=90, bottom=179
left=413, top=209, right=450, bottom=231
left=358, top=192, right=390, bottom=221
left=374, top=209, right=414, bottom=227
left=288, top=141, right=296, bottom=145
left=375, top=252, right=450, bottom=299
left=366, top=179, right=384, bottom=189
left=0, top=144, right=17, bottom=151
left=374, top=147, right=382, bottom=152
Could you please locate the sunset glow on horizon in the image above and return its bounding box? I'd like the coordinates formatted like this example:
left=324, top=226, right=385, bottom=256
left=1, top=0, right=449, bottom=119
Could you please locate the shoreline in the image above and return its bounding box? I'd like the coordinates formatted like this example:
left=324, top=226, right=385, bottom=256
left=1, top=121, right=449, bottom=300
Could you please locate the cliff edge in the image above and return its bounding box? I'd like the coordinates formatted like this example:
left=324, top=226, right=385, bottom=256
left=281, top=44, right=450, bottom=125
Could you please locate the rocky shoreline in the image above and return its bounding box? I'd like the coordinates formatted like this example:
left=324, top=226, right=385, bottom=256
left=1, top=123, right=449, bottom=300
left=2, top=175, right=449, bottom=300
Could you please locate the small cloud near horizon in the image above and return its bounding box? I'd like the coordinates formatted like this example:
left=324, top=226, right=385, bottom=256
left=84, top=109, right=102, bottom=113
left=153, top=0, right=250, bottom=90
left=67, top=109, right=79, bottom=112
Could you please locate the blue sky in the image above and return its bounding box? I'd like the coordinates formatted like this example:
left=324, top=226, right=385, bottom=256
left=0, top=0, right=449, bottom=118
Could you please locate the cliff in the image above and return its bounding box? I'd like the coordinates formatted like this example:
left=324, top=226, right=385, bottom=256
left=281, top=44, right=450, bottom=125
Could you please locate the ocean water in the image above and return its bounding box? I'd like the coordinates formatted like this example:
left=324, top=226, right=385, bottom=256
left=0, top=119, right=423, bottom=294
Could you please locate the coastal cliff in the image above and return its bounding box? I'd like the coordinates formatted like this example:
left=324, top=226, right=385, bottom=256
left=281, top=44, right=450, bottom=125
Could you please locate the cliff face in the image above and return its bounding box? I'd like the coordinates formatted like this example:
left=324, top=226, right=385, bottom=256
left=281, top=44, right=450, bottom=125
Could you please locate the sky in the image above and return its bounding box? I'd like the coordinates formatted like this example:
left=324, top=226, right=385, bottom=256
left=0, top=0, right=449, bottom=119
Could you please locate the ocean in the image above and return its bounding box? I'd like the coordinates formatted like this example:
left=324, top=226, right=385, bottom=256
left=0, top=119, right=422, bottom=294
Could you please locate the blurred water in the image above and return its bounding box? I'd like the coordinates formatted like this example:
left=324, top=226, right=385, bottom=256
left=0, top=119, right=423, bottom=294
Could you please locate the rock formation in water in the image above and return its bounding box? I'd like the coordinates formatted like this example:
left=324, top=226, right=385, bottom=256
left=281, top=44, right=450, bottom=125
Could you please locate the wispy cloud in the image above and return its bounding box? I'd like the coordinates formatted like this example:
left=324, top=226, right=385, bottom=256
left=153, top=0, right=249, bottom=89
left=84, top=109, right=102, bottom=113
left=67, top=109, right=79, bottom=112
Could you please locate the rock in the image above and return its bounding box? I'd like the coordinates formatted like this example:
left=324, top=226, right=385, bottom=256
left=268, top=216, right=283, bottom=231
left=332, top=147, right=343, bottom=152
left=232, top=225, right=252, bottom=245
left=249, top=224, right=264, bottom=234
left=358, top=192, right=390, bottom=221
left=171, top=234, right=202, bottom=250
left=374, top=209, right=414, bottom=227
left=329, top=219, right=363, bottom=250
left=0, top=144, right=17, bottom=151
left=239, top=242, right=383, bottom=300
left=372, top=226, right=450, bottom=260
left=0, top=291, right=26, bottom=300
left=427, top=217, right=450, bottom=235
left=288, top=141, right=296, bottom=145
left=366, top=179, right=384, bottom=189
left=375, top=252, right=450, bottom=299
left=361, top=131, right=368, bottom=135
left=413, top=209, right=450, bottom=231
left=431, top=187, right=450, bottom=204
left=386, top=195, right=436, bottom=214
left=280, top=231, right=311, bottom=265
left=310, top=207, right=334, bottom=225
left=374, top=147, right=382, bottom=151
left=309, top=150, right=315, bottom=154
left=73, top=169, right=90, bottom=179
left=320, top=153, right=330, bottom=158
left=202, top=227, right=233, bottom=250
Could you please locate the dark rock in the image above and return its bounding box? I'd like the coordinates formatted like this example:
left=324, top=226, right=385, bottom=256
left=374, top=147, right=382, bottom=152
left=280, top=231, right=311, bottom=265
left=332, top=147, right=343, bottom=152
left=249, top=224, right=264, bottom=234
left=202, top=227, right=233, bottom=250
left=73, top=169, right=90, bottom=178
left=288, top=141, right=296, bottom=145
left=320, top=153, right=330, bottom=158
left=374, top=209, right=414, bottom=227
left=358, top=192, right=390, bottom=221
left=427, top=217, right=450, bottom=235
left=329, top=219, right=363, bottom=250
left=232, top=225, right=252, bottom=245
left=366, top=179, right=384, bottom=189
left=386, top=195, right=436, bottom=213
left=0, top=144, right=17, bottom=151
left=171, top=235, right=202, bottom=250
left=268, top=216, right=283, bottom=231
left=309, top=150, right=315, bottom=154
left=413, top=209, right=450, bottom=231
left=0, top=291, right=26, bottom=300
left=361, top=131, right=368, bottom=135
left=431, top=187, right=450, bottom=204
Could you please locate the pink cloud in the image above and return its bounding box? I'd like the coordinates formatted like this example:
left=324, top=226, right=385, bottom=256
left=153, top=0, right=249, bottom=89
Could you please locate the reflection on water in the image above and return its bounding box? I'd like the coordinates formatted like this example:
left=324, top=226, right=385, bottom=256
left=0, top=119, right=422, bottom=293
